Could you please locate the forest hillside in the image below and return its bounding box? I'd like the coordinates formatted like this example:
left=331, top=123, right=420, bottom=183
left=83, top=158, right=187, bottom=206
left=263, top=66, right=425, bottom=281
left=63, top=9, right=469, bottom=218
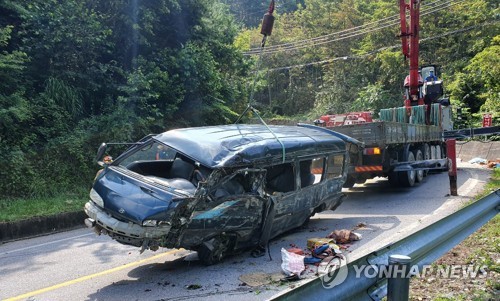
left=0, top=0, right=498, bottom=198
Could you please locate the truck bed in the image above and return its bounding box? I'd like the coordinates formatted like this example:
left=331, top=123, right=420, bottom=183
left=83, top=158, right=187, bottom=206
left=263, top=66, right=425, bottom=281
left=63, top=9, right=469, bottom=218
left=332, top=121, right=442, bottom=148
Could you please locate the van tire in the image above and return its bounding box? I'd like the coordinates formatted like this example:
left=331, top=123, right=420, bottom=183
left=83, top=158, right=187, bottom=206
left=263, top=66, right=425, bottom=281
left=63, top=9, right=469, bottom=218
left=197, top=235, right=232, bottom=265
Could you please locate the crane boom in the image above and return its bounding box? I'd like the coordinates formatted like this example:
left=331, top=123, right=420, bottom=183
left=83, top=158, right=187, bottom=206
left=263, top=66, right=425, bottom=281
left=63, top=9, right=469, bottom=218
left=400, top=0, right=424, bottom=108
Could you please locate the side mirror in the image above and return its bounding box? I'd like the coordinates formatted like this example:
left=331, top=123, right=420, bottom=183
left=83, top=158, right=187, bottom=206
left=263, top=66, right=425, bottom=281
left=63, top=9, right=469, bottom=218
left=96, top=143, right=107, bottom=166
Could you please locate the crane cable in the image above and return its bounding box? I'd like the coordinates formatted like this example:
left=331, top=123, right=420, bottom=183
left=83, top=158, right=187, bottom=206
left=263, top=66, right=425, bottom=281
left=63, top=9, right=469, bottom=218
left=234, top=0, right=287, bottom=170
left=235, top=0, right=275, bottom=122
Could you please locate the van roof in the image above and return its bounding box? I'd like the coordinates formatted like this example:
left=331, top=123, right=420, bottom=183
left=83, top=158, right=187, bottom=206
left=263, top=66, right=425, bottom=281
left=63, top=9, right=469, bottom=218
left=155, top=124, right=350, bottom=168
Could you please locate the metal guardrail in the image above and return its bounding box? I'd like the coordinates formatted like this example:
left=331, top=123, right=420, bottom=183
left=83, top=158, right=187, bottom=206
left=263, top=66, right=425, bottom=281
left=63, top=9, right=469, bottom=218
left=272, top=189, right=500, bottom=301
left=444, top=126, right=500, bottom=139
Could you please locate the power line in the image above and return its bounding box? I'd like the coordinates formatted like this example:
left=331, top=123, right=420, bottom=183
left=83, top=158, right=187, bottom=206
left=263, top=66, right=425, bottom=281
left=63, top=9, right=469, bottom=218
left=243, top=0, right=468, bottom=55
left=244, top=0, right=458, bottom=54
left=264, top=20, right=498, bottom=72
left=244, top=0, right=439, bottom=53
left=244, top=0, right=460, bottom=55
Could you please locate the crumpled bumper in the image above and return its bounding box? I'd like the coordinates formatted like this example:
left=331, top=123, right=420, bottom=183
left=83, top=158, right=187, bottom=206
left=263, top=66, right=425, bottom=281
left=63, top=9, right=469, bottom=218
left=84, top=201, right=172, bottom=241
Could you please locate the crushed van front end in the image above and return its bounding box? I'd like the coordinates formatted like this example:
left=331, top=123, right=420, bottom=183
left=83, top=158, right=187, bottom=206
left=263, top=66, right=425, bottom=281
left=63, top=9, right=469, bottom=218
left=84, top=124, right=360, bottom=263
left=84, top=200, right=173, bottom=249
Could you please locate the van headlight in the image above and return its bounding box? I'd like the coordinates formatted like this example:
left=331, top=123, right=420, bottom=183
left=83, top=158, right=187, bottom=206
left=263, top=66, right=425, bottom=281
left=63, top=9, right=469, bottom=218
left=142, top=220, right=158, bottom=227
left=89, top=188, right=104, bottom=208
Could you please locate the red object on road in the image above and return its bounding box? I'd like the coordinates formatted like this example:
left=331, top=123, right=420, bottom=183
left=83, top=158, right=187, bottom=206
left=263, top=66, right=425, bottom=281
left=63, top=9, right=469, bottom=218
left=286, top=248, right=305, bottom=255
left=482, top=113, right=492, bottom=127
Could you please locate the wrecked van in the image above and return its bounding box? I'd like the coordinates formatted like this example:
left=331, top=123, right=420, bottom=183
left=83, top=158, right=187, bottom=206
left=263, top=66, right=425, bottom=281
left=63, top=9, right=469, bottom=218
left=84, top=124, right=359, bottom=264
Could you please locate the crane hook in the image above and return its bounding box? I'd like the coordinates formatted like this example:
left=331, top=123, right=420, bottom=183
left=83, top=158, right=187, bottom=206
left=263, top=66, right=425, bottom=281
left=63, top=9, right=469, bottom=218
left=260, top=0, right=275, bottom=47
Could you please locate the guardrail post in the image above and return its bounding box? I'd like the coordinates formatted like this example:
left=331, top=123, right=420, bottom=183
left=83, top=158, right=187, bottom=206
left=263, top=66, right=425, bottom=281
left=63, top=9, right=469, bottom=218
left=446, top=139, right=458, bottom=196
left=387, top=254, right=411, bottom=301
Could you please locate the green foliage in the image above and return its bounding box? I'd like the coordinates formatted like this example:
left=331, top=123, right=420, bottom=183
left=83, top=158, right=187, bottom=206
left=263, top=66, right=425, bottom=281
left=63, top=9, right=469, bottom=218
left=0, top=0, right=249, bottom=198
left=352, top=84, right=400, bottom=117
left=246, top=0, right=498, bottom=122
left=0, top=0, right=497, bottom=198
left=42, top=77, right=83, bottom=120
left=220, top=0, right=304, bottom=28
left=0, top=194, right=88, bottom=222
left=0, top=93, right=30, bottom=144
left=0, top=145, right=35, bottom=197
left=118, top=54, right=183, bottom=130
left=446, top=34, right=500, bottom=125
left=465, top=36, right=500, bottom=117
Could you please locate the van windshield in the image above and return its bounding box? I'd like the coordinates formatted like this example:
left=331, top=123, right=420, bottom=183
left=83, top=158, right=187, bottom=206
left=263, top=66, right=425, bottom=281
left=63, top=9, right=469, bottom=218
left=117, top=140, right=177, bottom=168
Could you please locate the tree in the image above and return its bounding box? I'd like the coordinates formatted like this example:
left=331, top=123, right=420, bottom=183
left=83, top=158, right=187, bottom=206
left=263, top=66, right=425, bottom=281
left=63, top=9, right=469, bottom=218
left=0, top=0, right=250, bottom=198
left=0, top=24, right=33, bottom=196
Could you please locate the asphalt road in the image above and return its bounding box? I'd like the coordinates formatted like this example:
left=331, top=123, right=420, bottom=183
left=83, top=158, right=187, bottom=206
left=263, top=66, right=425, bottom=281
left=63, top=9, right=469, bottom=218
left=0, top=163, right=492, bottom=301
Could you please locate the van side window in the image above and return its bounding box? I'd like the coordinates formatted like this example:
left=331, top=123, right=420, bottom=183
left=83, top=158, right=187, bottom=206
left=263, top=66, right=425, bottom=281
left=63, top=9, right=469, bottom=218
left=326, top=154, right=344, bottom=179
left=265, top=163, right=295, bottom=193
left=300, top=158, right=325, bottom=188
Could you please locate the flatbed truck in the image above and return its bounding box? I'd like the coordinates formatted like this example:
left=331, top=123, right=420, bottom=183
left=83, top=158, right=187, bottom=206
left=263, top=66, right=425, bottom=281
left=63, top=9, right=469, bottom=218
left=332, top=120, right=449, bottom=188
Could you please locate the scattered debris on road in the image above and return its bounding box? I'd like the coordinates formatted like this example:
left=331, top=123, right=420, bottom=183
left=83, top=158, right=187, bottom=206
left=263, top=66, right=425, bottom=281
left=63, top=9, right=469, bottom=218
left=276, top=227, right=364, bottom=281
left=353, top=222, right=368, bottom=230
left=468, top=157, right=500, bottom=169
left=280, top=248, right=305, bottom=278
left=326, top=229, right=362, bottom=244
left=185, top=284, right=202, bottom=290
left=306, top=237, right=336, bottom=250
left=468, top=157, right=488, bottom=164
left=238, top=272, right=282, bottom=287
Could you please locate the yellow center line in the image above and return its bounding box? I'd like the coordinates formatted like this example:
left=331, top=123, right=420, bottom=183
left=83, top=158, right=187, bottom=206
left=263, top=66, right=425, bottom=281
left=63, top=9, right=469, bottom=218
left=5, top=249, right=182, bottom=301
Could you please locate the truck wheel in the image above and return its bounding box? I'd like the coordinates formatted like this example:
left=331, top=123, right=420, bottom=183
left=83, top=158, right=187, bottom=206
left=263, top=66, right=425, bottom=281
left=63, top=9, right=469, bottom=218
left=399, top=150, right=416, bottom=187
left=439, top=143, right=448, bottom=171
left=434, top=144, right=447, bottom=172
left=343, top=175, right=356, bottom=188
left=422, top=144, right=430, bottom=177
left=197, top=235, right=232, bottom=265
left=414, top=149, right=424, bottom=183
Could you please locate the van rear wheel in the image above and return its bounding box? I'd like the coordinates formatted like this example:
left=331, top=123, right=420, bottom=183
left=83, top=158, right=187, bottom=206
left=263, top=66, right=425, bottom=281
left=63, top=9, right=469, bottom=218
left=197, top=235, right=232, bottom=265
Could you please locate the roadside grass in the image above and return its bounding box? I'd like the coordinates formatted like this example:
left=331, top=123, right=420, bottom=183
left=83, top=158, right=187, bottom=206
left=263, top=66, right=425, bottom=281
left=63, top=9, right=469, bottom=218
left=472, top=168, right=500, bottom=201
left=0, top=191, right=88, bottom=223
left=410, top=168, right=499, bottom=300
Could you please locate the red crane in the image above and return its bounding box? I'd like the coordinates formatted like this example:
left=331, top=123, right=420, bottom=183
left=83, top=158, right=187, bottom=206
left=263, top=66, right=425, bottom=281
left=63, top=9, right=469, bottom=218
left=400, top=0, right=424, bottom=109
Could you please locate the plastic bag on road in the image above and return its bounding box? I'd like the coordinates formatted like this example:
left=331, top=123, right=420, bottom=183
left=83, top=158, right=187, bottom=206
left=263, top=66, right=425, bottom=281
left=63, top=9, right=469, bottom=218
left=281, top=248, right=305, bottom=277
left=468, top=157, right=488, bottom=164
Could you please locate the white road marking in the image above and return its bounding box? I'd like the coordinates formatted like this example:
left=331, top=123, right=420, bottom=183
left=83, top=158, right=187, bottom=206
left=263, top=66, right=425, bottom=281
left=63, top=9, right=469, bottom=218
left=1, top=233, right=94, bottom=255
